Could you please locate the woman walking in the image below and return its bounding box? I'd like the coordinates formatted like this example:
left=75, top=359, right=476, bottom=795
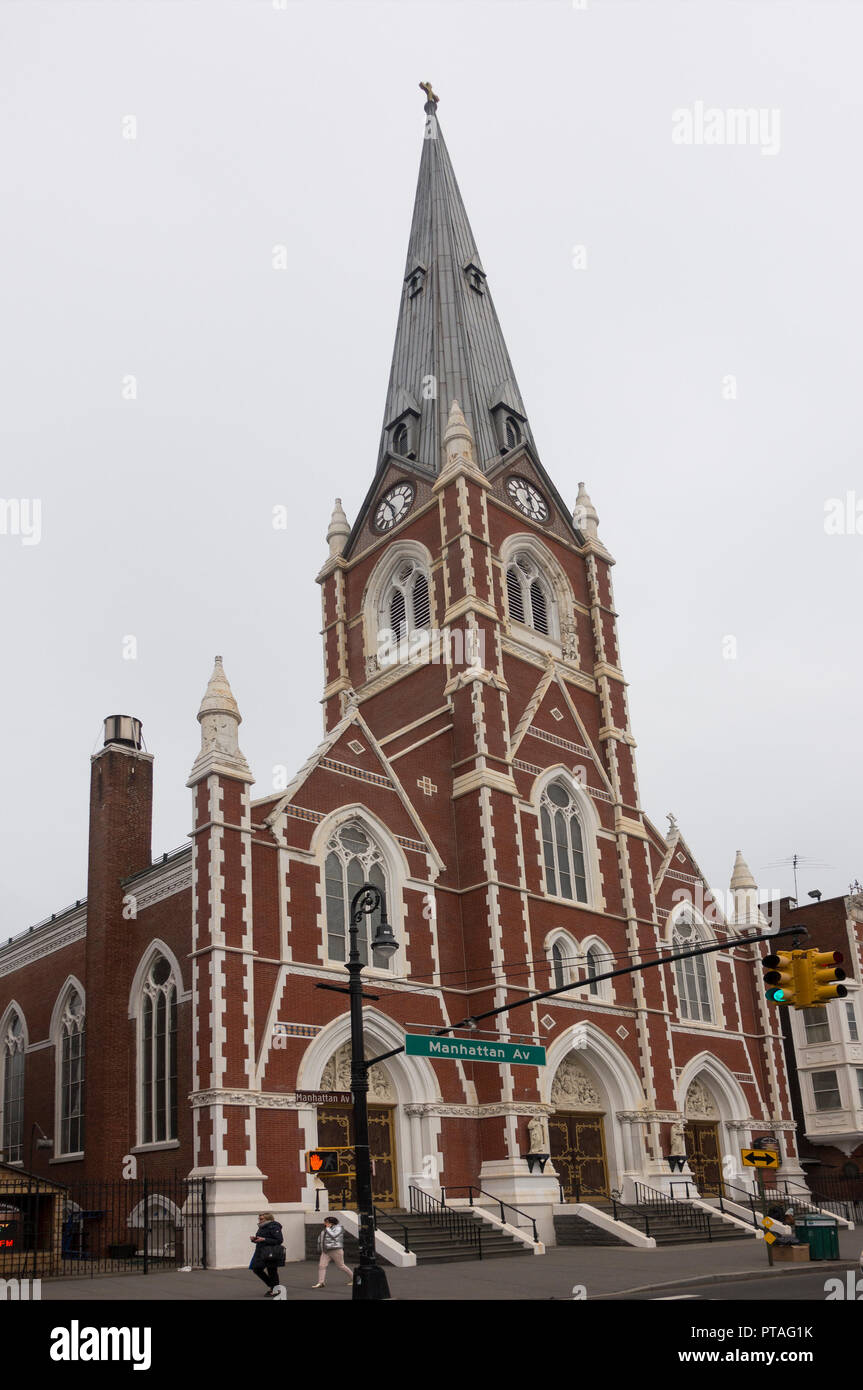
left=313, top=1216, right=353, bottom=1288
left=250, top=1211, right=285, bottom=1296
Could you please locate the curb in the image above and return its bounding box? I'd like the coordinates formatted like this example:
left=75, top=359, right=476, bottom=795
left=590, top=1259, right=858, bottom=1300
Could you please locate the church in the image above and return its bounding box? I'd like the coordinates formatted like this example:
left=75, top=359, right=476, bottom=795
left=0, top=89, right=807, bottom=1266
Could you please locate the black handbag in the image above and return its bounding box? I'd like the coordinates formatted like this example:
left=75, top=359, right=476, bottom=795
left=254, top=1242, right=286, bottom=1269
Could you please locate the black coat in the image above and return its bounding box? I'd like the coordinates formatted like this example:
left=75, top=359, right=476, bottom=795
left=252, top=1221, right=284, bottom=1266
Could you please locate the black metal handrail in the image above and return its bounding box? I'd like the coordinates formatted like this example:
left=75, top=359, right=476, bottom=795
left=634, top=1182, right=713, bottom=1240
left=603, top=1192, right=652, bottom=1236
left=440, top=1185, right=539, bottom=1243
left=804, top=1173, right=863, bottom=1206
left=672, top=1177, right=748, bottom=1224
left=408, top=1186, right=482, bottom=1258
left=768, top=1179, right=821, bottom=1215
left=373, top=1207, right=411, bottom=1252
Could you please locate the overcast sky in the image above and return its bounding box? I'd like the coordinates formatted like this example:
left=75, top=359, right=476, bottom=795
left=2, top=0, right=861, bottom=934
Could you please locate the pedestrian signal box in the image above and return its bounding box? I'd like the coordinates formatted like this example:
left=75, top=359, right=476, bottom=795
left=305, top=1149, right=339, bottom=1174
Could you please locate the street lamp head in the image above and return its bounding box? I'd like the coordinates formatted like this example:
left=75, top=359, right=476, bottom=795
left=371, top=917, right=398, bottom=959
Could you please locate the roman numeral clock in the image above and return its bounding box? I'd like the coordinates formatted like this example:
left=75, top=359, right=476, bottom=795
left=374, top=482, right=415, bottom=532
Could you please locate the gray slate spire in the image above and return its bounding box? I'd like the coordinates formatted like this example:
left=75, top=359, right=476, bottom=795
left=377, top=88, right=534, bottom=475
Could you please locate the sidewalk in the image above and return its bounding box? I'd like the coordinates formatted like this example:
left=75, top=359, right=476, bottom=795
left=39, top=1227, right=861, bottom=1301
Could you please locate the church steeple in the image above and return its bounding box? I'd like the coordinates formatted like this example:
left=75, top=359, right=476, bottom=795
left=377, top=85, right=534, bottom=476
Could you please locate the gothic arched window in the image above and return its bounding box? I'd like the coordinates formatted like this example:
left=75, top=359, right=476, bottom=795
left=386, top=560, right=431, bottom=641
left=2, top=1011, right=25, bottom=1164
left=540, top=781, right=588, bottom=903
left=672, top=915, right=713, bottom=1023
left=506, top=553, right=553, bottom=637
left=140, top=955, right=178, bottom=1144
left=586, top=945, right=603, bottom=996
left=325, top=822, right=392, bottom=969
left=505, top=416, right=521, bottom=449
left=548, top=933, right=578, bottom=991
left=58, top=988, right=85, bottom=1155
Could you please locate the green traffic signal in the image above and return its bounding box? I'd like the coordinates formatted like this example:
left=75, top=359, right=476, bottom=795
left=762, top=952, right=796, bottom=1006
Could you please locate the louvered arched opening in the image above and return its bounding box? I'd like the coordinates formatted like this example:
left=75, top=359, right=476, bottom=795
left=506, top=550, right=555, bottom=639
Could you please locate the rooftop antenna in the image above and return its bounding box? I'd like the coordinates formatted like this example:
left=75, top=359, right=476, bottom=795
left=759, top=852, right=835, bottom=902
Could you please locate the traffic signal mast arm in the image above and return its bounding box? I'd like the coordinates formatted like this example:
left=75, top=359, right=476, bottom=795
left=366, top=925, right=808, bottom=1067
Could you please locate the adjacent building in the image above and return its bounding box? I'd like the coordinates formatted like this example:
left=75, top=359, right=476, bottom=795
left=765, top=892, right=863, bottom=1214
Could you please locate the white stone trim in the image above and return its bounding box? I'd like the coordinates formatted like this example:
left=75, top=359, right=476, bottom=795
left=125, top=855, right=192, bottom=912
left=0, top=910, right=87, bottom=978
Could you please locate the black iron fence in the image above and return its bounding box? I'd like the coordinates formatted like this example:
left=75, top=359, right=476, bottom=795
left=0, top=1173, right=207, bottom=1280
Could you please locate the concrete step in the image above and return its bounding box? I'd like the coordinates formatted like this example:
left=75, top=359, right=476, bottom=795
left=553, top=1215, right=630, bottom=1247
left=554, top=1200, right=753, bottom=1246
left=306, top=1207, right=534, bottom=1265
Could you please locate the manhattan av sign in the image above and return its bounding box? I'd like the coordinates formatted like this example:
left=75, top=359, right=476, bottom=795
left=404, top=1034, right=546, bottom=1066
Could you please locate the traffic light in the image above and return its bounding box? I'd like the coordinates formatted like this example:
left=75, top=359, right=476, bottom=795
left=763, top=951, right=796, bottom=1005
left=305, top=1149, right=339, bottom=1174
left=803, top=950, right=847, bottom=1006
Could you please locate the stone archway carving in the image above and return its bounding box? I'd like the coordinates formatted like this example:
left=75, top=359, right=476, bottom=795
left=320, top=1041, right=396, bottom=1103
left=684, top=1078, right=719, bottom=1119
left=550, top=1055, right=604, bottom=1110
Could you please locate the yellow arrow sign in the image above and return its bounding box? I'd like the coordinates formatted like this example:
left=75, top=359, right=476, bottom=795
left=740, top=1147, right=780, bottom=1169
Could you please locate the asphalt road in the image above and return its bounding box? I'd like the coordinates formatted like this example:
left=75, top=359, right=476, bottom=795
left=611, top=1269, right=860, bottom=1301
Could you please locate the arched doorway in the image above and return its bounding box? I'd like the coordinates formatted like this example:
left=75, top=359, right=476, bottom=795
left=548, top=1055, right=609, bottom=1199
left=542, top=1025, right=647, bottom=1202
left=683, top=1078, right=722, bottom=1195
left=314, top=1042, right=398, bottom=1209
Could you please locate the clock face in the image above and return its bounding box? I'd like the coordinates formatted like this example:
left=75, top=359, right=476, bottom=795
left=374, top=482, right=415, bottom=532
left=506, top=475, right=549, bottom=523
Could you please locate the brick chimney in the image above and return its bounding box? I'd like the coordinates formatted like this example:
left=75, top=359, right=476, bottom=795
left=83, top=716, right=153, bottom=1174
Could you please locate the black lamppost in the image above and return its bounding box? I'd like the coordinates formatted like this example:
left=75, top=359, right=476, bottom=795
left=347, top=882, right=397, bottom=1301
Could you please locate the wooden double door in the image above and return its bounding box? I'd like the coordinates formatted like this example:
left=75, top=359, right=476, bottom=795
left=549, top=1112, right=609, bottom=1199
left=315, top=1104, right=398, bottom=1209
left=684, top=1121, right=722, bottom=1195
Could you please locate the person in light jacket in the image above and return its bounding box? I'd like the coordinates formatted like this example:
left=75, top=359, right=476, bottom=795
left=250, top=1211, right=284, bottom=1295
left=313, top=1216, right=353, bottom=1288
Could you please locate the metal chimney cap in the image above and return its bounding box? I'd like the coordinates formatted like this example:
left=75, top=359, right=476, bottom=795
left=103, top=715, right=143, bottom=750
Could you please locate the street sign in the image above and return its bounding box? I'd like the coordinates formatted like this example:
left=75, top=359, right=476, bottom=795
left=740, top=1148, right=780, bottom=1169
left=760, top=1216, right=777, bottom=1245
left=296, top=1090, right=352, bottom=1105
left=405, top=1033, right=546, bottom=1066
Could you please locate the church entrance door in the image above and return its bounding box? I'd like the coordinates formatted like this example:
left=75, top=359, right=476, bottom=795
left=315, top=1104, right=398, bottom=1209
left=549, top=1112, right=608, bottom=1200
left=684, top=1120, right=722, bottom=1195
